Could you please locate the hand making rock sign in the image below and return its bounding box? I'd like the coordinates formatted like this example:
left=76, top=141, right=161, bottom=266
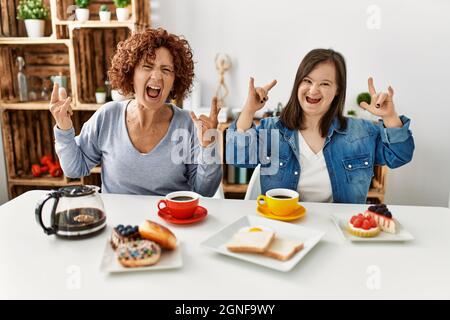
left=359, top=77, right=403, bottom=128
left=49, top=83, right=73, bottom=131
left=190, top=96, right=221, bottom=147
left=237, top=77, right=277, bottom=131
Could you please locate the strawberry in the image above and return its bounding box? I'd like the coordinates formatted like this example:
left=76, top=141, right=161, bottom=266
left=362, top=220, right=371, bottom=230
left=353, top=218, right=363, bottom=228
left=370, top=218, right=377, bottom=228
left=350, top=216, right=357, bottom=224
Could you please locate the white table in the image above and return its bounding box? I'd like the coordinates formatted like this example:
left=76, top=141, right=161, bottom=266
left=1, top=190, right=449, bottom=299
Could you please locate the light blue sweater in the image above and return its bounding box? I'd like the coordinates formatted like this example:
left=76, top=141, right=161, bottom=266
left=54, top=101, right=222, bottom=197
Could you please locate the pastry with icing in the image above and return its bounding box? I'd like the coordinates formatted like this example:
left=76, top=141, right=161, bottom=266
left=111, top=224, right=141, bottom=249
left=116, top=239, right=161, bottom=268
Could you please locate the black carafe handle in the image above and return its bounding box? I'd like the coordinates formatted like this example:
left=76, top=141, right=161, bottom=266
left=35, top=191, right=61, bottom=235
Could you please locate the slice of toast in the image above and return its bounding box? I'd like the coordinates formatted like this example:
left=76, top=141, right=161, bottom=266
left=263, top=237, right=304, bottom=261
left=226, top=231, right=275, bottom=253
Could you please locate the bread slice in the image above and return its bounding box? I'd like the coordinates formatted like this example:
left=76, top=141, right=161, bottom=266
left=226, top=231, right=275, bottom=253
left=263, top=237, right=304, bottom=261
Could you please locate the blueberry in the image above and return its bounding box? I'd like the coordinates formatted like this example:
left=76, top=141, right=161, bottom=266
left=132, top=226, right=138, bottom=233
left=368, top=206, right=376, bottom=212
left=385, top=211, right=392, bottom=218
left=126, top=225, right=132, bottom=229
left=117, top=224, right=124, bottom=229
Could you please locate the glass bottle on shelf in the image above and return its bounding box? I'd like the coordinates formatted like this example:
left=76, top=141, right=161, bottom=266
left=104, top=80, right=112, bottom=102
left=16, top=56, right=28, bottom=102
left=28, top=76, right=41, bottom=101
left=41, top=77, right=52, bottom=101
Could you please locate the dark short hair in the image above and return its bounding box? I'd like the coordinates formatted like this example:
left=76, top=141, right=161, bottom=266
left=279, top=48, right=347, bottom=137
left=108, top=28, right=195, bottom=102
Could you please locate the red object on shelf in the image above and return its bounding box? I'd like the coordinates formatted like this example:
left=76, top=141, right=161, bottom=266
left=31, top=155, right=62, bottom=177
left=40, top=155, right=53, bottom=166
left=31, top=164, right=49, bottom=177
left=49, top=161, right=62, bottom=177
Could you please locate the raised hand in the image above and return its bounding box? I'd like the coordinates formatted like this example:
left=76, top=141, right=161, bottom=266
left=359, top=77, right=397, bottom=118
left=190, top=96, right=220, bottom=147
left=359, top=77, right=402, bottom=127
left=49, top=82, right=73, bottom=131
left=243, top=77, right=277, bottom=114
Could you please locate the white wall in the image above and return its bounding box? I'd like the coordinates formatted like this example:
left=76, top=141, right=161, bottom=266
left=156, top=0, right=450, bottom=207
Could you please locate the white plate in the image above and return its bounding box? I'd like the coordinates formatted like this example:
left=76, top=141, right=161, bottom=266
left=100, top=239, right=183, bottom=273
left=200, top=215, right=325, bottom=272
left=331, top=214, right=414, bottom=242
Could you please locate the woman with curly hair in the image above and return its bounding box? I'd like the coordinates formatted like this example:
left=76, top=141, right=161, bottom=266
left=49, top=28, right=222, bottom=196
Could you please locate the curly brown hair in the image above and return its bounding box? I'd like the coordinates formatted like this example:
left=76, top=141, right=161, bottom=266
left=108, top=28, right=195, bottom=102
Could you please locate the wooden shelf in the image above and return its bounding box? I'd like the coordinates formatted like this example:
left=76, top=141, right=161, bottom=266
left=0, top=101, right=106, bottom=111
left=0, top=37, right=70, bottom=45
left=0, top=101, right=51, bottom=110
left=90, top=166, right=101, bottom=174
left=9, top=176, right=81, bottom=187
left=223, top=182, right=248, bottom=194
left=75, top=103, right=104, bottom=111
left=56, top=20, right=134, bottom=30
left=0, top=0, right=150, bottom=200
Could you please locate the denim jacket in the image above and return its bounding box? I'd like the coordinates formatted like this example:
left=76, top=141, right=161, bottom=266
left=226, top=116, right=414, bottom=203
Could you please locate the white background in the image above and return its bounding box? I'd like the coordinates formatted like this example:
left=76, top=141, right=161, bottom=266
left=1, top=0, right=449, bottom=207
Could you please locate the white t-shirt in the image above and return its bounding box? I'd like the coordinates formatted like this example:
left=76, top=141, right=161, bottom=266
left=297, top=131, right=333, bottom=203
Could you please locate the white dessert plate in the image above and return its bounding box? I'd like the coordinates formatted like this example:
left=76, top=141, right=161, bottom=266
left=331, top=214, right=414, bottom=242
left=100, top=239, right=183, bottom=273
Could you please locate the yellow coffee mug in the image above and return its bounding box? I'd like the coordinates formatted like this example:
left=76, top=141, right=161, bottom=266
left=256, top=188, right=300, bottom=216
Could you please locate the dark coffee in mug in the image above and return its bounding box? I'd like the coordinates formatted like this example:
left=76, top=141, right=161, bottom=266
left=271, top=195, right=293, bottom=199
left=171, top=196, right=195, bottom=201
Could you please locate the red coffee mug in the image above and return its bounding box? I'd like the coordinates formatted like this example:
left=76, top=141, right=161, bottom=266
left=157, top=191, right=200, bottom=219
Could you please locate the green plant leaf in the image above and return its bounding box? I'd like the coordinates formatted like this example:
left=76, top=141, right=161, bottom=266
left=17, top=0, right=50, bottom=20
left=357, top=92, right=371, bottom=105
left=75, top=0, right=90, bottom=9
left=114, top=0, right=131, bottom=9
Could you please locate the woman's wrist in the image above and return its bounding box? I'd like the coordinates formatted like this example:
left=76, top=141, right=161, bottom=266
left=382, top=113, right=402, bottom=128
left=236, top=110, right=254, bottom=132
left=56, top=123, right=73, bottom=131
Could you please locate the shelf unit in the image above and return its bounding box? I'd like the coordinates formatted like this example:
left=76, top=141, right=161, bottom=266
left=0, top=0, right=150, bottom=199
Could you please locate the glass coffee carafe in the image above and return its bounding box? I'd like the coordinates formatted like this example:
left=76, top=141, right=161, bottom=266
left=35, top=185, right=107, bottom=239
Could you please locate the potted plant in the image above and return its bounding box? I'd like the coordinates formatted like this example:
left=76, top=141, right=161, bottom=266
left=114, top=0, right=130, bottom=22
left=16, top=0, right=50, bottom=38
left=357, top=92, right=372, bottom=106
left=111, top=89, right=126, bottom=101
left=346, top=110, right=358, bottom=118
left=356, top=92, right=378, bottom=120
left=75, top=0, right=90, bottom=22
left=95, top=87, right=107, bottom=104
left=99, top=4, right=111, bottom=22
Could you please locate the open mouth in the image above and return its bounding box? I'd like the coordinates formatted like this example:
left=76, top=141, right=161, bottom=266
left=306, top=96, right=322, bottom=104
left=146, top=84, right=162, bottom=99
